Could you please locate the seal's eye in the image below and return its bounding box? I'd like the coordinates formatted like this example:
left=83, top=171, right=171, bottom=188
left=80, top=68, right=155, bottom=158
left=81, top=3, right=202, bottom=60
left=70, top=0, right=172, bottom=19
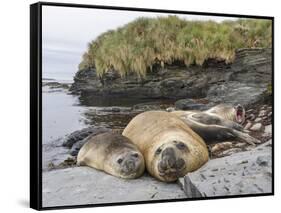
left=155, top=148, right=162, bottom=155
left=176, top=142, right=187, bottom=150
left=132, top=153, right=139, bottom=158
left=117, top=158, right=123, bottom=164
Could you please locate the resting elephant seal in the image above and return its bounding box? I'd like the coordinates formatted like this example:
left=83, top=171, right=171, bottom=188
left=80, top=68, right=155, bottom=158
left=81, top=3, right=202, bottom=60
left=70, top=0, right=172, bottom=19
left=122, top=111, right=209, bottom=182
left=77, top=132, right=145, bottom=179
left=206, top=104, right=245, bottom=124
left=172, top=104, right=259, bottom=145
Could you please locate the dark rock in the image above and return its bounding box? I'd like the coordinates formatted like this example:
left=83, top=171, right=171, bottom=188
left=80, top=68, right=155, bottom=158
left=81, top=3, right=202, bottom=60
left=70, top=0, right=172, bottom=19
left=62, top=126, right=109, bottom=148
left=202, top=58, right=228, bottom=68
left=175, top=99, right=208, bottom=110
left=70, top=137, right=89, bottom=156
left=230, top=48, right=272, bottom=84
left=206, top=81, right=267, bottom=107
left=131, top=101, right=174, bottom=112
left=70, top=48, right=272, bottom=107
left=43, top=81, right=71, bottom=90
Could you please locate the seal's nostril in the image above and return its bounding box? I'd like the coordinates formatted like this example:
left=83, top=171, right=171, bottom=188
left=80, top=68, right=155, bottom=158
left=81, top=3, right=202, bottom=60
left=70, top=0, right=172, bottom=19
left=167, top=157, right=176, bottom=167
left=126, top=160, right=135, bottom=171
left=158, top=160, right=167, bottom=171
left=176, top=158, right=185, bottom=169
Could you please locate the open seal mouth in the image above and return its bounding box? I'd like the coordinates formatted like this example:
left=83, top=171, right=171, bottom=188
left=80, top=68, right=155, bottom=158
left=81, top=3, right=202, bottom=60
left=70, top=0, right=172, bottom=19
left=158, top=157, right=186, bottom=181
left=235, top=105, right=245, bottom=124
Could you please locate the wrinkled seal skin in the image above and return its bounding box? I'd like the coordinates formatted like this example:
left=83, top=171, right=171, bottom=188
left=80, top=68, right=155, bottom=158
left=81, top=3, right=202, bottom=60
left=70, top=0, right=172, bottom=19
left=172, top=104, right=260, bottom=145
left=122, top=111, right=209, bottom=182
left=77, top=132, right=145, bottom=179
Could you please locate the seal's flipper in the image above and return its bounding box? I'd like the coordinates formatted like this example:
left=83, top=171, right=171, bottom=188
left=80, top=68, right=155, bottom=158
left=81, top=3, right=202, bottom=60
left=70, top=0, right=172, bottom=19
left=178, top=116, right=236, bottom=143
left=178, top=115, right=260, bottom=145
left=232, top=130, right=261, bottom=145
left=191, top=113, right=222, bottom=125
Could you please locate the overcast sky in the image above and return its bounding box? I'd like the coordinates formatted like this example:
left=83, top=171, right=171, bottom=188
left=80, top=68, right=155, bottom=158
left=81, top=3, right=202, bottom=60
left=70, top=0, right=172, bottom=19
left=42, top=5, right=237, bottom=81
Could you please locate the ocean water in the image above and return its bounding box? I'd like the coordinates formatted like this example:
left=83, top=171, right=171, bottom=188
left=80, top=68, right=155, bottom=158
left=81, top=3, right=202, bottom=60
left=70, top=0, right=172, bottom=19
left=41, top=49, right=172, bottom=145
left=42, top=86, right=88, bottom=144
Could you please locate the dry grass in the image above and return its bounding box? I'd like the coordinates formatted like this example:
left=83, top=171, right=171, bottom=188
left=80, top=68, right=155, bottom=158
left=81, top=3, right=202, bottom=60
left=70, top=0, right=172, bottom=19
left=78, top=16, right=272, bottom=78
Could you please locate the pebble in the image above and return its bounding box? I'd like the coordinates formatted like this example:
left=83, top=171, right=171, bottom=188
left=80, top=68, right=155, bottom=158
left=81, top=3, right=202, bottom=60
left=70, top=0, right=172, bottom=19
left=255, top=117, right=262, bottom=122
left=259, top=110, right=267, bottom=117
left=244, top=122, right=252, bottom=130
left=166, top=107, right=175, bottom=112
left=218, top=148, right=243, bottom=157
left=111, top=107, right=121, bottom=112
left=250, top=123, right=262, bottom=131
left=263, top=125, right=272, bottom=137
left=246, top=109, right=254, bottom=114
left=211, top=142, right=233, bottom=153
left=268, top=112, right=272, bottom=117
left=247, top=114, right=255, bottom=121
left=234, top=142, right=247, bottom=148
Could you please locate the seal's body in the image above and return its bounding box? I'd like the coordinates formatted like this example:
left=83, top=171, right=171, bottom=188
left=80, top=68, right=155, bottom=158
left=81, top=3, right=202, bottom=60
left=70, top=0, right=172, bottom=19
left=122, top=111, right=209, bottom=182
left=77, top=132, right=145, bottom=179
left=172, top=104, right=259, bottom=145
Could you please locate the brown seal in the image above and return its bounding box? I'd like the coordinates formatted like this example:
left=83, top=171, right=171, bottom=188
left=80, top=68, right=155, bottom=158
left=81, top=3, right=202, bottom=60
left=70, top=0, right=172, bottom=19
left=77, top=132, right=145, bottom=179
left=172, top=104, right=259, bottom=145
left=122, top=111, right=209, bottom=182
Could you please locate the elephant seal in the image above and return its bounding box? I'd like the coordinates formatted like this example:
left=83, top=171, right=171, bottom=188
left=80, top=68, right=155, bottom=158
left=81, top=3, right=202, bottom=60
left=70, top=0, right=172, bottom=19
left=206, top=104, right=245, bottom=124
left=122, top=111, right=209, bottom=182
left=77, top=132, right=145, bottom=179
left=172, top=104, right=259, bottom=145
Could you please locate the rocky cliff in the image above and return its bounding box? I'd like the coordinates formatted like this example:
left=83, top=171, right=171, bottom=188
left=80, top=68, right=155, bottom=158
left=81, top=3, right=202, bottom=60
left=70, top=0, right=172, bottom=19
left=70, top=48, right=272, bottom=107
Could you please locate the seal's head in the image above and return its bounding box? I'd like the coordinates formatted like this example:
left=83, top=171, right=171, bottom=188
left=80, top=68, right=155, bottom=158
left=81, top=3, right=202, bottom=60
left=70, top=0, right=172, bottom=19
left=149, top=139, right=189, bottom=182
left=234, top=104, right=245, bottom=124
left=207, top=104, right=245, bottom=124
left=108, top=148, right=145, bottom=179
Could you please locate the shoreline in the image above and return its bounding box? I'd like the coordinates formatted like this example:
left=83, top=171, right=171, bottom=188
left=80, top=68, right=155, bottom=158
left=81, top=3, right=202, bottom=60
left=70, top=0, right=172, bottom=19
left=42, top=76, right=272, bottom=206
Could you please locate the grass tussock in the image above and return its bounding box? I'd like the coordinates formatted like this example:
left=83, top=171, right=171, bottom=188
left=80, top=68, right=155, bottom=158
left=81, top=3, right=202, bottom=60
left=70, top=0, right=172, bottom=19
left=79, top=16, right=272, bottom=78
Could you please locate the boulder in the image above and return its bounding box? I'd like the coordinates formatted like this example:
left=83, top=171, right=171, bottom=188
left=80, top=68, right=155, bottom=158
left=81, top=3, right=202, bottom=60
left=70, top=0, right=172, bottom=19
left=250, top=123, right=263, bottom=131
left=62, top=126, right=109, bottom=148
left=179, top=140, right=272, bottom=198
left=206, top=81, right=267, bottom=107
left=175, top=99, right=208, bottom=110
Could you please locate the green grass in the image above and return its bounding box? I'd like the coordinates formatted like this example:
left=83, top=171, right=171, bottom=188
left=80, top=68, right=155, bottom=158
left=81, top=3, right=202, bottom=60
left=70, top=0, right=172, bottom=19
left=79, top=16, right=272, bottom=78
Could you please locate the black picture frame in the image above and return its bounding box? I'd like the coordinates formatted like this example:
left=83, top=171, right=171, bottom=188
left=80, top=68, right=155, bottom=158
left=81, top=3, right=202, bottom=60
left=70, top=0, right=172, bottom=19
left=30, top=1, right=274, bottom=210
